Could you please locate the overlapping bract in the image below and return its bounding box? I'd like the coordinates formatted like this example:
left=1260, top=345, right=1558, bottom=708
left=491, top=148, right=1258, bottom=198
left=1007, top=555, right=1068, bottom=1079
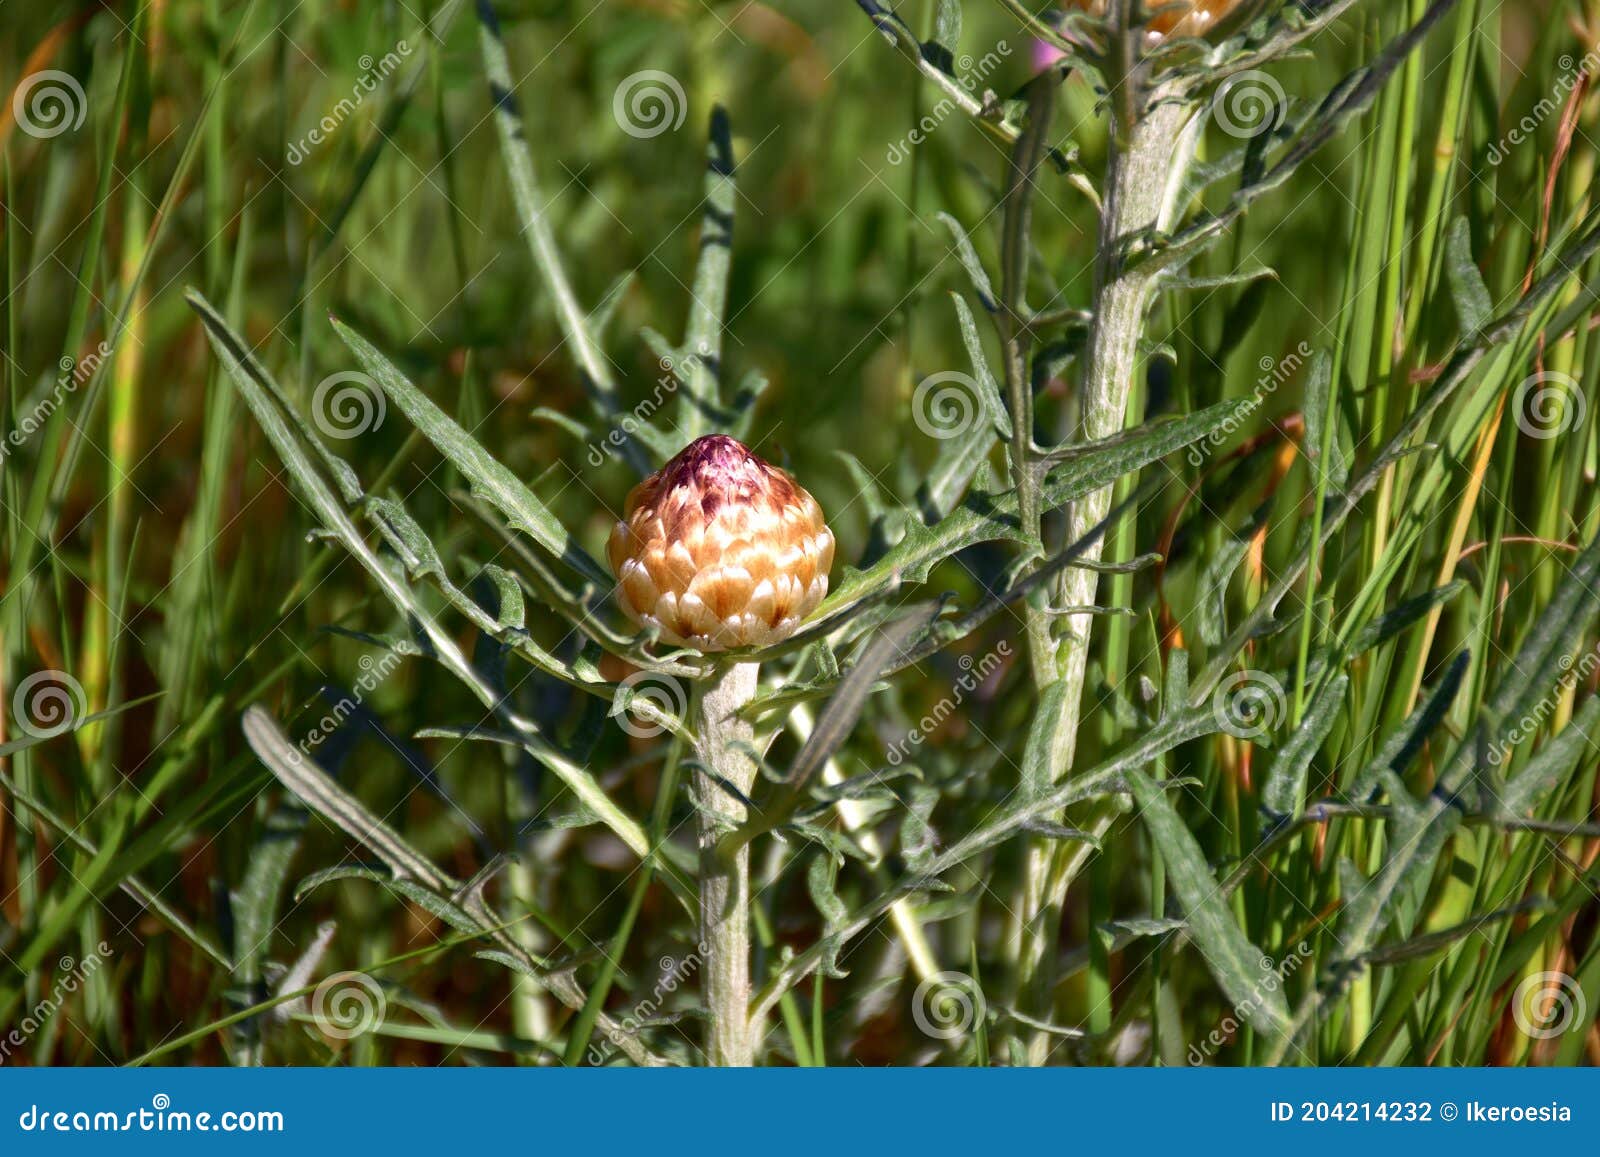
left=1071, top=0, right=1241, bottom=39
left=608, top=435, right=835, bottom=651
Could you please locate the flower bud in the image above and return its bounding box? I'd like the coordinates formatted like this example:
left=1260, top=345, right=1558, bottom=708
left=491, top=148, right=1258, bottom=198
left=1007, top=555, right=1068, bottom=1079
left=607, top=435, right=835, bottom=652
left=1070, top=0, right=1240, bottom=40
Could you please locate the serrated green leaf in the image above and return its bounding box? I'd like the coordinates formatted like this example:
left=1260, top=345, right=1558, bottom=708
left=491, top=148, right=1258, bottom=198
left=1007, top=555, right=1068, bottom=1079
left=475, top=2, right=619, bottom=416
left=332, top=317, right=611, bottom=588
left=817, top=398, right=1253, bottom=619
left=478, top=564, right=526, bottom=632
left=919, top=293, right=1008, bottom=520
left=1494, top=694, right=1600, bottom=818
left=1260, top=673, right=1346, bottom=822
left=1127, top=769, right=1290, bottom=1036
left=1195, top=535, right=1251, bottom=647
left=1445, top=216, right=1493, bottom=338
left=936, top=211, right=996, bottom=311
left=367, top=496, right=444, bottom=581
left=680, top=106, right=735, bottom=441
left=1020, top=679, right=1073, bottom=799
left=930, top=0, right=962, bottom=76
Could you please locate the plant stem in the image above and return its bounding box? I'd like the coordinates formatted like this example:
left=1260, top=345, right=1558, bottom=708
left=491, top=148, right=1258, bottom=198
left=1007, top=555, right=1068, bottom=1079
left=1053, top=95, right=1198, bottom=714
left=1012, top=89, right=1198, bottom=1059
left=694, top=660, right=761, bottom=1065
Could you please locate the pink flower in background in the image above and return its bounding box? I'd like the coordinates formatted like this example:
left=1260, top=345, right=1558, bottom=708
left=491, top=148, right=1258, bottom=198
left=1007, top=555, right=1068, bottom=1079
left=1032, top=39, right=1068, bottom=73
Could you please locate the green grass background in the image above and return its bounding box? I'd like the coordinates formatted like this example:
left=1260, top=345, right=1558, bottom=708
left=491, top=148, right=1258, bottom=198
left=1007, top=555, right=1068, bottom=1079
left=1, top=0, right=1598, bottom=1065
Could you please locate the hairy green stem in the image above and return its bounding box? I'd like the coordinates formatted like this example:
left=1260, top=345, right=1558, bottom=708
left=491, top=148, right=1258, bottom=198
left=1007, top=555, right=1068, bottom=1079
left=1012, top=93, right=1198, bottom=1060
left=694, top=661, right=761, bottom=1066
left=1051, top=96, right=1197, bottom=736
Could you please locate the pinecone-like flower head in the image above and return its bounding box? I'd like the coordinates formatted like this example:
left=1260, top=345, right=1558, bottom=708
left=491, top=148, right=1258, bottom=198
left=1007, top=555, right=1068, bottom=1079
left=607, top=435, right=835, bottom=652
left=1070, top=0, right=1240, bottom=40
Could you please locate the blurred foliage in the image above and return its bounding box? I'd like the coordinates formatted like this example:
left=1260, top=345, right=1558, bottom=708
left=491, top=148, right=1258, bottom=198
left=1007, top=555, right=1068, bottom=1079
left=1, top=0, right=1598, bottom=1067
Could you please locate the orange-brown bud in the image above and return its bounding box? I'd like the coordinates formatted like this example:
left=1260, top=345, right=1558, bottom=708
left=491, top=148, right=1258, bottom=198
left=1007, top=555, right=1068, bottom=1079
left=1069, top=0, right=1240, bottom=39
left=607, top=435, right=835, bottom=652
